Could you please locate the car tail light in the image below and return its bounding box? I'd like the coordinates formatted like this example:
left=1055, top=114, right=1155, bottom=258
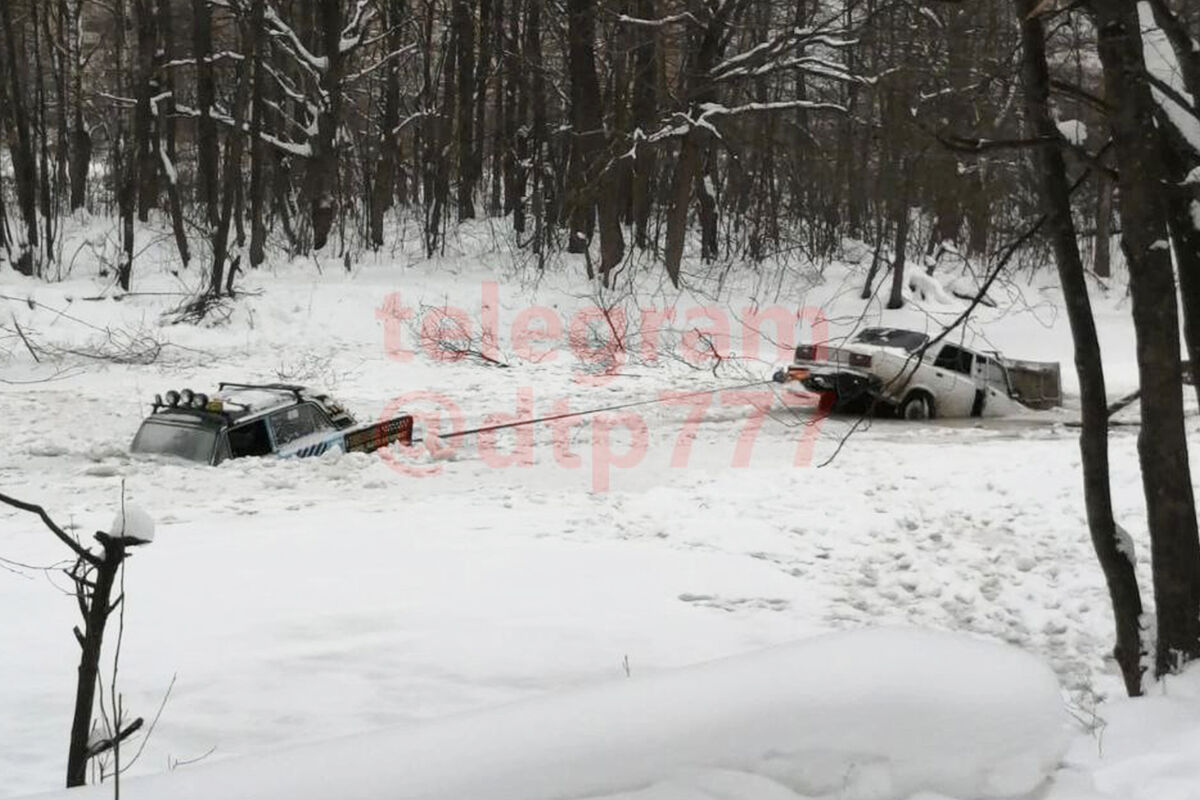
left=849, top=352, right=873, bottom=368
left=795, top=345, right=816, bottom=361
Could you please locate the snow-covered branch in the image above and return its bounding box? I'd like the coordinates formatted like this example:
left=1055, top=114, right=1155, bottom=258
left=264, top=4, right=328, bottom=73
left=615, top=11, right=700, bottom=27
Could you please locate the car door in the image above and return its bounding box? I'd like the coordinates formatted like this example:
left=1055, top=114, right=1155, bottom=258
left=928, top=344, right=977, bottom=416
left=268, top=403, right=338, bottom=456
left=971, top=354, right=1014, bottom=416
left=227, top=418, right=273, bottom=458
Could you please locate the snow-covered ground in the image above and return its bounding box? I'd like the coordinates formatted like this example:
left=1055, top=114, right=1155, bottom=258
left=1, top=220, right=1196, bottom=798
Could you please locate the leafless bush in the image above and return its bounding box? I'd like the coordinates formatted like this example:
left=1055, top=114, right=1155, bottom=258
left=164, top=292, right=235, bottom=326
left=5, top=317, right=169, bottom=365
left=274, top=351, right=352, bottom=388
left=408, top=299, right=510, bottom=367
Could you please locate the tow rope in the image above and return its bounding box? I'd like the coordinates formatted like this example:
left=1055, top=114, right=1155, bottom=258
left=410, top=378, right=781, bottom=445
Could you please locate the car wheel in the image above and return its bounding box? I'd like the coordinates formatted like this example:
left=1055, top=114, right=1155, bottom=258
left=900, top=391, right=934, bottom=420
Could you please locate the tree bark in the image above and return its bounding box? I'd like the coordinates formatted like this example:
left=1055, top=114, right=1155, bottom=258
left=1094, top=168, right=1113, bottom=278
left=886, top=168, right=910, bottom=311
left=0, top=0, right=40, bottom=275
left=248, top=0, right=269, bottom=265
left=453, top=0, right=476, bottom=219
left=629, top=0, right=657, bottom=248
left=1147, top=0, right=1200, bottom=409
left=67, top=0, right=90, bottom=212
left=209, top=3, right=256, bottom=295
left=134, top=0, right=158, bottom=221
left=114, top=0, right=135, bottom=290
left=565, top=0, right=624, bottom=276
left=1017, top=0, right=1144, bottom=695
left=371, top=0, right=406, bottom=250
left=310, top=0, right=343, bottom=252
left=65, top=541, right=126, bottom=787
left=1090, top=0, right=1200, bottom=677
left=1158, top=121, right=1200, bottom=411
left=192, top=0, right=218, bottom=227
left=662, top=3, right=741, bottom=285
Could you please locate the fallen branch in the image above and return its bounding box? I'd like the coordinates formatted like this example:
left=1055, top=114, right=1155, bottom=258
left=11, top=315, right=41, bottom=362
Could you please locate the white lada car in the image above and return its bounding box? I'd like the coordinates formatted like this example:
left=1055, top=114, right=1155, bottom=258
left=773, top=327, right=1061, bottom=419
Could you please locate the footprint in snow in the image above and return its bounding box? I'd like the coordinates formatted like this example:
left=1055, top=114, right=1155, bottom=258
left=677, top=593, right=790, bottom=612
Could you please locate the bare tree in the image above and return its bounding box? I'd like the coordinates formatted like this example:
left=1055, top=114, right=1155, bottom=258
left=1088, top=0, right=1200, bottom=677
left=1017, top=0, right=1145, bottom=696
left=0, top=492, right=148, bottom=788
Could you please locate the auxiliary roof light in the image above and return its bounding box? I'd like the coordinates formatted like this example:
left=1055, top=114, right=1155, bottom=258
left=180, top=388, right=195, bottom=407
left=164, top=390, right=181, bottom=407
left=193, top=392, right=210, bottom=409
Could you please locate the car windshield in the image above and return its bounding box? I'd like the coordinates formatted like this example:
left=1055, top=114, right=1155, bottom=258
left=852, top=328, right=929, bottom=353
left=131, top=418, right=218, bottom=463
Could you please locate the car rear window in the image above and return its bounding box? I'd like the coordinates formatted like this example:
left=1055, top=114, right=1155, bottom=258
left=852, top=328, right=929, bottom=352
left=131, top=419, right=218, bottom=463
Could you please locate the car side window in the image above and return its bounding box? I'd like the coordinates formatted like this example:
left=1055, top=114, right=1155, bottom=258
left=268, top=403, right=331, bottom=446
left=934, top=345, right=973, bottom=376
left=228, top=419, right=273, bottom=458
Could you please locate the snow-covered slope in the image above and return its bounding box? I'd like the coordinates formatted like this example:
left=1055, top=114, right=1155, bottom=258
left=24, top=629, right=1069, bottom=800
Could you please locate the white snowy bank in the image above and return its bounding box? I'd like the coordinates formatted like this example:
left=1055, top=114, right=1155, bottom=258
left=1047, top=663, right=1200, bottom=800
left=29, top=628, right=1067, bottom=800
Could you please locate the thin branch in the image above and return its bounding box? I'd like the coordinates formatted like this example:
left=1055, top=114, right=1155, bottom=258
left=0, top=492, right=99, bottom=565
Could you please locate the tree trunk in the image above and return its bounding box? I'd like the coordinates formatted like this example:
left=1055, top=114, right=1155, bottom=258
left=502, top=0, right=519, bottom=219
left=629, top=0, right=657, bottom=248
left=31, top=1, right=54, bottom=268
left=662, top=5, right=734, bottom=284
left=1018, top=0, right=1145, bottom=695
left=371, top=0, right=405, bottom=250
left=664, top=134, right=700, bottom=287
left=64, top=0, right=90, bottom=212
left=475, top=0, right=492, bottom=213
left=309, top=0, right=343, bottom=252
left=209, top=1, right=257, bottom=295
left=134, top=0, right=158, bottom=221
left=509, top=0, right=528, bottom=232
left=192, top=0, right=218, bottom=227
left=1090, top=0, right=1200, bottom=677
left=152, top=0, right=188, bottom=266
left=1094, top=168, right=1113, bottom=278
left=886, top=179, right=909, bottom=311
left=248, top=0, right=269, bottom=265
left=1158, top=122, right=1200, bottom=411
left=65, top=542, right=126, bottom=787
left=525, top=0, right=547, bottom=263
left=565, top=0, right=623, bottom=276
left=1147, top=0, right=1200, bottom=409
left=453, top=0, right=476, bottom=219
left=113, top=0, right=135, bottom=291
left=0, top=0, right=40, bottom=275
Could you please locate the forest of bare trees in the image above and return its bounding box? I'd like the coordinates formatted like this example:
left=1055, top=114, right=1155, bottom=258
left=3, top=0, right=1189, bottom=293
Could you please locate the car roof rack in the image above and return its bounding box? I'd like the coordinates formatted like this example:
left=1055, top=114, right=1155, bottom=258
left=218, top=382, right=306, bottom=401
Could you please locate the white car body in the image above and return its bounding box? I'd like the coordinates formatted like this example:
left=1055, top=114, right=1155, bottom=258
left=783, top=328, right=1033, bottom=419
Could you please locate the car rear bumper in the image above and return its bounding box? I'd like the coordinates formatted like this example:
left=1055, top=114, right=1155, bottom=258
left=796, top=365, right=880, bottom=405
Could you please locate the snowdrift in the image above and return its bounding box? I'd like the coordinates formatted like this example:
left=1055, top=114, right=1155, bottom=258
left=30, top=628, right=1067, bottom=800
left=1047, top=662, right=1200, bottom=800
